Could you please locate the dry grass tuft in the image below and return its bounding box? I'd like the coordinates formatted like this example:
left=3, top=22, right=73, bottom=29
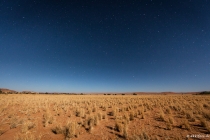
left=93, top=114, right=99, bottom=126
left=43, top=111, right=54, bottom=127
left=168, top=116, right=174, bottom=125
left=0, top=129, right=4, bottom=136
left=110, top=109, right=116, bottom=116
left=21, top=121, right=36, bottom=133
left=202, top=110, right=210, bottom=120
left=14, top=132, right=42, bottom=140
left=129, top=112, right=135, bottom=121
left=10, top=117, right=19, bottom=129
left=83, top=116, right=95, bottom=132
left=165, top=107, right=171, bottom=114
left=159, top=109, right=165, bottom=121
left=186, top=111, right=195, bottom=122
left=137, top=131, right=150, bottom=140
left=123, top=127, right=128, bottom=139
left=63, top=121, right=77, bottom=139
left=115, top=121, right=123, bottom=133
left=52, top=124, right=63, bottom=134
left=166, top=122, right=172, bottom=130
left=75, top=108, right=85, bottom=118
left=181, top=119, right=191, bottom=130
left=102, top=112, right=107, bottom=120
left=200, top=118, right=210, bottom=132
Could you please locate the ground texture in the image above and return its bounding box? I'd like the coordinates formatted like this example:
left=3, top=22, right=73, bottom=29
left=0, top=94, right=210, bottom=140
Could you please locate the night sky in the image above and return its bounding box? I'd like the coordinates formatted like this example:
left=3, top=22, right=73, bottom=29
left=0, top=0, right=210, bottom=93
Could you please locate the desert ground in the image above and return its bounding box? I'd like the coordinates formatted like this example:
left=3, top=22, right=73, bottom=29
left=0, top=94, right=209, bottom=140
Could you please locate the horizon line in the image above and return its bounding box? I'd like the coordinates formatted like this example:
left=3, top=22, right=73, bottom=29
left=0, top=87, right=207, bottom=93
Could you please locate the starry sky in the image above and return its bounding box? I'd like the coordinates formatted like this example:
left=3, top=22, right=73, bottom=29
left=0, top=0, right=210, bottom=93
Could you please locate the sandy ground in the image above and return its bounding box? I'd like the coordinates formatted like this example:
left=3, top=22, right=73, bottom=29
left=0, top=94, right=209, bottom=140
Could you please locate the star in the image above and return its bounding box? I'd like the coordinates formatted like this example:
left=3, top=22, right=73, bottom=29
left=0, top=0, right=209, bottom=93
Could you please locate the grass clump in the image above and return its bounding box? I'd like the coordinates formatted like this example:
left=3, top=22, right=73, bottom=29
left=52, top=122, right=78, bottom=139
left=63, top=122, right=77, bottom=139
left=181, top=119, right=191, bottom=130
left=21, top=121, right=36, bottom=133
left=159, top=109, right=165, bottom=121
left=52, top=124, right=63, bottom=134
left=43, top=111, right=54, bottom=127
left=115, top=121, right=123, bottom=133
left=14, top=132, right=42, bottom=140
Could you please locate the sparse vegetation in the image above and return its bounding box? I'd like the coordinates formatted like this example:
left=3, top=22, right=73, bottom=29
left=199, top=91, right=210, bottom=95
left=0, top=94, right=210, bottom=139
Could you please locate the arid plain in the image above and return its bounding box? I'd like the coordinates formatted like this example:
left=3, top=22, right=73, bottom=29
left=0, top=93, right=210, bottom=140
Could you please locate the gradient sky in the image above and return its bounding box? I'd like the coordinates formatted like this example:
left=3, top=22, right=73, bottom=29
left=0, top=0, right=210, bottom=93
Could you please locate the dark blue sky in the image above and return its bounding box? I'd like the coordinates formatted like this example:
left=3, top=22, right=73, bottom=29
left=0, top=0, right=210, bottom=92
